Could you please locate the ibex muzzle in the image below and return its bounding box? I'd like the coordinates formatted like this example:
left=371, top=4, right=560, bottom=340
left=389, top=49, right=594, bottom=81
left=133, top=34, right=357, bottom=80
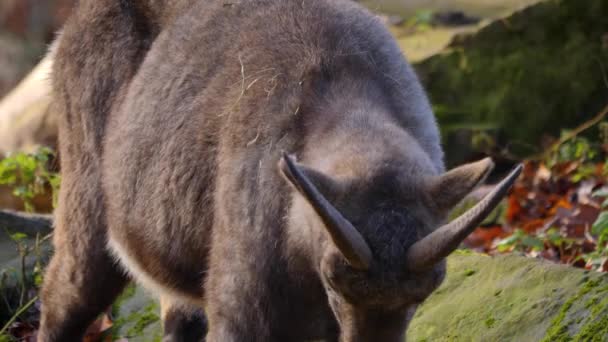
left=39, top=0, right=521, bottom=341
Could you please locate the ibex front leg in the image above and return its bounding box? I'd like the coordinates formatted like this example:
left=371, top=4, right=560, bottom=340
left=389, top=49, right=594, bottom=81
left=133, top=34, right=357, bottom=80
left=161, top=295, right=207, bottom=342
left=38, top=173, right=128, bottom=341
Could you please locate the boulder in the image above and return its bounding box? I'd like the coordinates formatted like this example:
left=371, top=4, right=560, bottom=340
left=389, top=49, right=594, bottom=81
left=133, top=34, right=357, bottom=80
left=1, top=224, right=606, bottom=340
left=407, top=251, right=608, bottom=341
left=413, top=0, right=608, bottom=164
left=107, top=252, right=608, bottom=340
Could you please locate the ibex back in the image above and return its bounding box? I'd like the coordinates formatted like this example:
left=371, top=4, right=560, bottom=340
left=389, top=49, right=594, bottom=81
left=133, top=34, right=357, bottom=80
left=39, top=0, right=521, bottom=341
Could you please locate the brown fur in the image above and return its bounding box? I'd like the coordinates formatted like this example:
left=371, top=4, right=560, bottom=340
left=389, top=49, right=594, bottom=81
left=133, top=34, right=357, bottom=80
left=40, top=0, right=490, bottom=341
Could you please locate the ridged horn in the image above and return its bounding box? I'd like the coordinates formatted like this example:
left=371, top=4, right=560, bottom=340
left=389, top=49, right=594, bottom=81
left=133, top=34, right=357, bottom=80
left=278, top=152, right=373, bottom=270
left=406, top=164, right=523, bottom=272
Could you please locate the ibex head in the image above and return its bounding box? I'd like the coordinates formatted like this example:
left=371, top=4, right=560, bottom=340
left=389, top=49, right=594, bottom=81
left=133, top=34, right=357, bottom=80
left=279, top=152, right=521, bottom=341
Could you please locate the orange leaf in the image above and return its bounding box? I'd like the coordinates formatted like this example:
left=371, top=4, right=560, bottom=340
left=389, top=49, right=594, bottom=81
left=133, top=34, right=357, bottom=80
left=548, top=198, right=573, bottom=216
left=522, top=219, right=545, bottom=233
left=506, top=193, right=523, bottom=222
left=83, top=313, right=113, bottom=342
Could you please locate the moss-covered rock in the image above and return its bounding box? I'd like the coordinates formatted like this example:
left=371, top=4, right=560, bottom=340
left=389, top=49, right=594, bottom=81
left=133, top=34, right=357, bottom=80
left=414, top=0, right=608, bottom=164
left=408, top=251, right=608, bottom=341
left=108, top=252, right=608, bottom=341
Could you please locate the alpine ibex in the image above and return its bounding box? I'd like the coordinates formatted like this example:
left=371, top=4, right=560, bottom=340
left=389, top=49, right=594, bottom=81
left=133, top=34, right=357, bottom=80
left=39, top=0, right=521, bottom=341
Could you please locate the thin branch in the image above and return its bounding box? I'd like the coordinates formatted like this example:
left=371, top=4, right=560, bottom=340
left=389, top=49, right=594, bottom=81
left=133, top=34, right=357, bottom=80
left=0, top=295, right=38, bottom=336
left=536, top=103, right=608, bottom=160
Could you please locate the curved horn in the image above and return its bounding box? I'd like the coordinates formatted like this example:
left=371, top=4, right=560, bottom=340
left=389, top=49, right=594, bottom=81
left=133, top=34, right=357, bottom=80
left=279, top=152, right=373, bottom=270
left=406, top=164, right=523, bottom=272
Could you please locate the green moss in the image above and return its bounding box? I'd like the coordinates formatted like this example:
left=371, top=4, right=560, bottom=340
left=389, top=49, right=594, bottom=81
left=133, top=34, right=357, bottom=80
left=408, top=254, right=608, bottom=341
left=573, top=315, right=608, bottom=342
left=484, top=317, right=496, bottom=328
left=584, top=297, right=599, bottom=309
left=453, top=249, right=480, bottom=256
left=464, top=269, right=477, bottom=277
left=597, top=284, right=608, bottom=293
left=540, top=298, right=574, bottom=341
left=541, top=279, right=601, bottom=342
left=591, top=296, right=608, bottom=316
left=574, top=292, right=608, bottom=341
left=414, top=0, right=608, bottom=164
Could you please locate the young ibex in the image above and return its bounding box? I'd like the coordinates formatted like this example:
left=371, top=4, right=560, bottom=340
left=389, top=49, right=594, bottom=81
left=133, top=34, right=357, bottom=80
left=39, top=0, right=521, bottom=341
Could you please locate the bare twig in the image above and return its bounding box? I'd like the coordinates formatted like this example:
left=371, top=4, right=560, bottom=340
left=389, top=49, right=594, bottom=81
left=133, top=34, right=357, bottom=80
left=537, top=103, right=608, bottom=160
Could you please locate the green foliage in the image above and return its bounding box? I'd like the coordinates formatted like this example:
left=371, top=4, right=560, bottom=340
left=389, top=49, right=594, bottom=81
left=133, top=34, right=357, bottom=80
left=407, top=9, right=434, bottom=30
left=555, top=136, right=597, bottom=164
left=496, top=229, right=545, bottom=252
left=541, top=228, right=575, bottom=249
left=126, top=303, right=160, bottom=337
left=0, top=147, right=60, bottom=211
left=8, top=233, right=26, bottom=244
left=0, top=148, right=58, bottom=336
left=113, top=301, right=160, bottom=339
left=470, top=130, right=497, bottom=154
left=545, top=132, right=607, bottom=179
left=592, top=211, right=608, bottom=241
left=0, top=232, right=50, bottom=328
left=585, top=189, right=608, bottom=269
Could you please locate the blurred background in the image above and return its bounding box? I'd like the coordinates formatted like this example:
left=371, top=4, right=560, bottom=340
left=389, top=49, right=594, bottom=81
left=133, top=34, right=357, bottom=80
left=0, top=0, right=70, bottom=95
left=2, top=0, right=607, bottom=167
left=0, top=0, right=607, bottom=340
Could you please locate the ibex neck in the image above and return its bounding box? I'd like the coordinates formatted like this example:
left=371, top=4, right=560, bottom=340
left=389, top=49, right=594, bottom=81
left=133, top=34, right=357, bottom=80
left=335, top=303, right=410, bottom=342
left=130, top=0, right=192, bottom=26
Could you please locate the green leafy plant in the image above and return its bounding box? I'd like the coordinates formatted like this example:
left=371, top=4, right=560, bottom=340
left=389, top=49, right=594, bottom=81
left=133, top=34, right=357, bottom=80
left=584, top=188, right=608, bottom=270
left=399, top=9, right=435, bottom=33
left=496, top=229, right=545, bottom=253
left=0, top=231, right=49, bottom=339
left=0, top=148, right=58, bottom=339
left=0, top=147, right=60, bottom=211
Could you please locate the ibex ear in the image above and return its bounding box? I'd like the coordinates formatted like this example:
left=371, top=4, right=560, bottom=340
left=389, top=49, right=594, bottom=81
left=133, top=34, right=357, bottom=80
left=406, top=162, right=522, bottom=272
left=426, top=158, right=495, bottom=212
